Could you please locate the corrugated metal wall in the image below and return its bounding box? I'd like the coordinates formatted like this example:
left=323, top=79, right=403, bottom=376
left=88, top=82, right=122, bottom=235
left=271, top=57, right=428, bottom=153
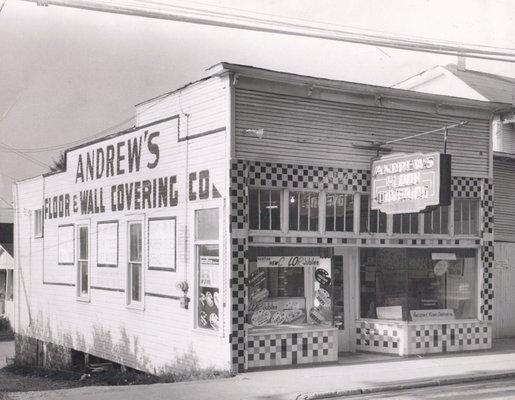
left=494, top=158, right=515, bottom=241
left=235, top=88, right=490, bottom=177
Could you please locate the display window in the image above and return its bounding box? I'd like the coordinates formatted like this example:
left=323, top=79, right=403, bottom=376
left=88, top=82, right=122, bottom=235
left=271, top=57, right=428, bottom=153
left=247, top=248, right=334, bottom=330
left=359, top=248, right=477, bottom=322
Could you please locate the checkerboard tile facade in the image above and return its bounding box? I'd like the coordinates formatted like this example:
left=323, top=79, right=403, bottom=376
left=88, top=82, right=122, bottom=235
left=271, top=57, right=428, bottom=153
left=230, top=159, right=495, bottom=368
left=355, top=321, right=400, bottom=355
left=408, top=322, right=491, bottom=354
left=247, top=329, right=338, bottom=369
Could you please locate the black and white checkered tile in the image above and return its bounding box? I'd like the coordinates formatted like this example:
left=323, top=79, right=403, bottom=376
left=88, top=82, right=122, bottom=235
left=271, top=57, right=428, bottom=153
left=408, top=322, right=490, bottom=354
left=247, top=329, right=337, bottom=368
left=356, top=321, right=400, bottom=354
left=230, top=159, right=495, bottom=367
left=248, top=161, right=370, bottom=192
left=452, top=176, right=482, bottom=198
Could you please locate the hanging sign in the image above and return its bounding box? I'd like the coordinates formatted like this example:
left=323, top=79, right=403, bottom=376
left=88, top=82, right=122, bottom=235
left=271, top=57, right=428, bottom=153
left=371, top=152, right=451, bottom=214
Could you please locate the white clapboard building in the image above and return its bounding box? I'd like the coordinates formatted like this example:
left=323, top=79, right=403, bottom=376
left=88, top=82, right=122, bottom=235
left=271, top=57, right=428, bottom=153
left=14, top=63, right=509, bottom=374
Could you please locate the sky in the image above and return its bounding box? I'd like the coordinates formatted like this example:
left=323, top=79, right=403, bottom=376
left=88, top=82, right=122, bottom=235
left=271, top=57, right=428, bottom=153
left=0, top=0, right=514, bottom=212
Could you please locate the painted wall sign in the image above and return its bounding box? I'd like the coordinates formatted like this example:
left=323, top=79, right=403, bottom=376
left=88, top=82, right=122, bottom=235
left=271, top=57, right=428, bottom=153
left=256, top=256, right=320, bottom=268
left=410, top=309, right=455, bottom=322
left=371, top=152, right=451, bottom=214
left=43, top=120, right=221, bottom=220
left=376, top=306, right=403, bottom=320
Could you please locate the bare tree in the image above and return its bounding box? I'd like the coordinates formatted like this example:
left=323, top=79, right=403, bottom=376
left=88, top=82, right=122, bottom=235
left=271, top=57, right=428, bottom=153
left=49, top=152, right=66, bottom=173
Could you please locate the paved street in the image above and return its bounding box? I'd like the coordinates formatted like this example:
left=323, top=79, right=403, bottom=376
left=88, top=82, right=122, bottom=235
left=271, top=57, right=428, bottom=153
left=6, top=340, right=515, bottom=400
left=344, top=378, right=515, bottom=399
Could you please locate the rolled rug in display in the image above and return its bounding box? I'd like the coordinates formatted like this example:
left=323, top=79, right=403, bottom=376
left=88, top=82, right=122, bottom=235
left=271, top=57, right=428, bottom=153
left=249, top=270, right=266, bottom=287
left=309, top=307, right=326, bottom=325
left=315, top=288, right=332, bottom=309
left=284, top=308, right=305, bottom=324
left=251, top=309, right=271, bottom=326
left=270, top=311, right=287, bottom=325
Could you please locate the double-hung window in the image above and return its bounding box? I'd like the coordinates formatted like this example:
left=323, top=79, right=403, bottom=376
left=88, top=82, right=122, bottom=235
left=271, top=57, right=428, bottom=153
left=128, top=221, right=143, bottom=306
left=77, top=225, right=89, bottom=299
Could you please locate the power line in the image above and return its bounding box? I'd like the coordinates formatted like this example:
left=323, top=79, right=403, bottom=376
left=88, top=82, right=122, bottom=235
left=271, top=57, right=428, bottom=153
left=20, top=0, right=515, bottom=63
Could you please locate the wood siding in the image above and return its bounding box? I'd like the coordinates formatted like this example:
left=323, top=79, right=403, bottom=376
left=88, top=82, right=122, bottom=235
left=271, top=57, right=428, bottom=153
left=494, top=158, right=515, bottom=242
left=235, top=88, right=491, bottom=177
left=14, top=76, right=232, bottom=373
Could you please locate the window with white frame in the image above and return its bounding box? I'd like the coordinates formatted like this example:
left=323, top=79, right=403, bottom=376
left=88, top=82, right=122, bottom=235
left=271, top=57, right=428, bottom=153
left=359, top=194, right=387, bottom=233
left=424, top=206, right=450, bottom=235
left=34, top=209, right=43, bottom=238
left=325, top=193, right=353, bottom=232
left=195, top=208, right=220, bottom=332
left=289, top=191, right=319, bottom=231
left=393, top=213, right=419, bottom=234
left=454, top=198, right=479, bottom=236
left=249, top=188, right=281, bottom=230
left=128, top=221, right=143, bottom=305
left=77, top=225, right=89, bottom=298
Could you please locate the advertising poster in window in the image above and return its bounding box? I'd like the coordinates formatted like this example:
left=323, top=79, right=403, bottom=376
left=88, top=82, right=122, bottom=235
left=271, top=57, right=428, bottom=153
left=97, top=222, right=118, bottom=267
left=310, top=258, right=333, bottom=326
left=148, top=218, right=175, bottom=270
left=58, top=225, right=74, bottom=264
left=198, top=255, right=219, bottom=331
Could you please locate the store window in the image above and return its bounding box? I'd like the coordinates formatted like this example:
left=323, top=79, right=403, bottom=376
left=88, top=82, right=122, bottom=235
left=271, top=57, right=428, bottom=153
left=249, top=188, right=281, bottom=231
left=289, top=191, right=319, bottom=231
left=360, top=194, right=387, bottom=234
left=247, top=248, right=333, bottom=330
left=454, top=199, right=479, bottom=236
left=195, top=208, right=220, bottom=332
left=34, top=209, right=43, bottom=238
left=424, top=206, right=449, bottom=235
left=359, top=248, right=477, bottom=321
left=127, top=221, right=143, bottom=305
left=393, top=213, right=418, bottom=234
left=77, top=225, right=89, bottom=299
left=325, top=193, right=353, bottom=232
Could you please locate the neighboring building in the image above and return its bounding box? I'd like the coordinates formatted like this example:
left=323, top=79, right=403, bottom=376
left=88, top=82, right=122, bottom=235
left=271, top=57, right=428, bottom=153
left=0, top=225, right=14, bottom=325
left=394, top=62, right=515, bottom=338
left=14, top=63, right=506, bottom=373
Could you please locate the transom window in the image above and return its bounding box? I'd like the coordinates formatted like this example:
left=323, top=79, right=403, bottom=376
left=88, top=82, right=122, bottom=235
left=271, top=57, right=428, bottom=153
left=360, top=194, right=387, bottom=234
left=393, top=213, right=419, bottom=234
left=249, top=188, right=281, bottom=230
left=325, top=193, right=354, bottom=232
left=424, top=206, right=449, bottom=235
left=289, top=191, right=319, bottom=231
left=454, top=198, right=479, bottom=236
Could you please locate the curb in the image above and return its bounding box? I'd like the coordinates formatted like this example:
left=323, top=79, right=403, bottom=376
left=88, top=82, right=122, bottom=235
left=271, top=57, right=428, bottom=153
left=295, top=371, right=515, bottom=400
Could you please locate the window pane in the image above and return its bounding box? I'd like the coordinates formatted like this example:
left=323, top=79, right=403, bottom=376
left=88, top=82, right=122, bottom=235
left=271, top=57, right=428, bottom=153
left=410, top=213, right=418, bottom=233
left=131, top=263, right=141, bottom=302
left=129, top=223, right=142, bottom=262
left=309, top=193, right=318, bottom=231
left=335, top=195, right=345, bottom=231
left=196, top=208, right=219, bottom=240
left=249, top=189, right=259, bottom=230
left=441, top=206, right=449, bottom=234
left=289, top=192, right=299, bottom=230
left=462, top=199, right=471, bottom=234
left=360, top=195, right=370, bottom=233
left=79, top=226, right=88, bottom=260
left=454, top=199, right=463, bottom=235
left=325, top=194, right=335, bottom=231
left=198, top=244, right=219, bottom=331
left=299, top=192, right=310, bottom=230
left=393, top=214, right=401, bottom=233
left=6, top=270, right=13, bottom=300
left=80, top=261, right=88, bottom=294
left=345, top=195, right=354, bottom=232
left=378, top=211, right=387, bottom=233
left=470, top=200, right=478, bottom=235
left=270, top=190, right=281, bottom=230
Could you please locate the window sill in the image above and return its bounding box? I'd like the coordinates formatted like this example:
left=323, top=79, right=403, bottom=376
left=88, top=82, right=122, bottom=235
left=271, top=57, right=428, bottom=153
left=192, top=327, right=224, bottom=338
left=356, top=318, right=482, bottom=325
left=249, top=324, right=337, bottom=335
left=76, top=296, right=90, bottom=303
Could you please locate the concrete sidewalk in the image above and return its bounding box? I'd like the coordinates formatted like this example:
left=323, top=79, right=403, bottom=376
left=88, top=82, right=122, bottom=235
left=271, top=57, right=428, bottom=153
left=10, top=339, right=515, bottom=400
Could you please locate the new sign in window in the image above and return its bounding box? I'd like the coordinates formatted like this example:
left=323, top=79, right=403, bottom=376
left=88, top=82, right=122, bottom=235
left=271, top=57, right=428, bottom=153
left=247, top=254, right=333, bottom=330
